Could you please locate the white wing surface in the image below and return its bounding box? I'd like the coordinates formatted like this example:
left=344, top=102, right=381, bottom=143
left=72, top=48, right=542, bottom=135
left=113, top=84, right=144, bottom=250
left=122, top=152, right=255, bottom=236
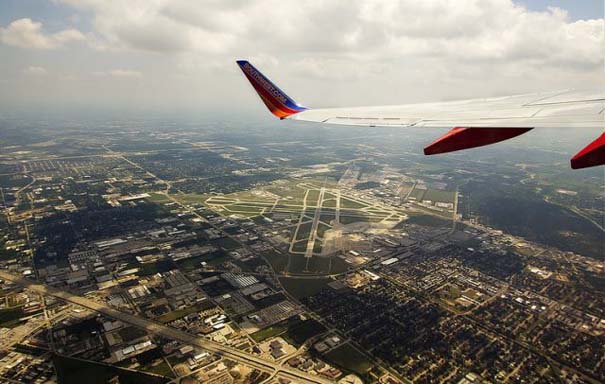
left=236, top=60, right=604, bottom=169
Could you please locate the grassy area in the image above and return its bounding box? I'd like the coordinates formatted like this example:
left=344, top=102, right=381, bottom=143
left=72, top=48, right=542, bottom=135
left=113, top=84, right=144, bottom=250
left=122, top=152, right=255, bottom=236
left=176, top=256, right=207, bottom=272
left=339, top=214, right=371, bottom=225
left=250, top=323, right=288, bottom=342
left=329, top=256, right=352, bottom=274
left=166, top=354, right=188, bottom=367
left=155, top=303, right=209, bottom=324
left=312, top=241, right=322, bottom=254
left=291, top=240, right=308, bottom=254
left=288, top=253, right=312, bottom=273
left=284, top=319, right=326, bottom=347
left=53, top=354, right=169, bottom=384
left=223, top=204, right=264, bottom=215
left=404, top=214, right=452, bottom=228
left=174, top=193, right=209, bottom=204
left=305, top=257, right=331, bottom=273
left=306, top=178, right=340, bottom=189
left=0, top=306, right=26, bottom=328
left=146, top=193, right=171, bottom=204
left=305, top=190, right=321, bottom=206
left=324, top=343, right=373, bottom=375
left=261, top=250, right=289, bottom=273
left=322, top=198, right=337, bottom=208
left=117, top=326, right=148, bottom=342
left=316, top=223, right=331, bottom=238
left=412, top=203, right=455, bottom=219
left=408, top=187, right=426, bottom=201
left=265, top=182, right=307, bottom=202
left=295, top=222, right=313, bottom=241
left=423, top=189, right=456, bottom=203
left=231, top=201, right=274, bottom=207
left=142, top=361, right=174, bottom=378
left=319, top=213, right=335, bottom=225
left=340, top=198, right=368, bottom=209
left=279, top=277, right=331, bottom=299
left=227, top=190, right=276, bottom=202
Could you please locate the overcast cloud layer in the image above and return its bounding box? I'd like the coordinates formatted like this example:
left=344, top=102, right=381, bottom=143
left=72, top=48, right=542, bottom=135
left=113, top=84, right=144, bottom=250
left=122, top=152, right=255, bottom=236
left=0, top=0, right=603, bottom=113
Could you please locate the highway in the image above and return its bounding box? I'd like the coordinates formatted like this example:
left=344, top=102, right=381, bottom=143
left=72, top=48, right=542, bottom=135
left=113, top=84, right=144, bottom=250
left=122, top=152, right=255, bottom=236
left=0, top=270, right=334, bottom=384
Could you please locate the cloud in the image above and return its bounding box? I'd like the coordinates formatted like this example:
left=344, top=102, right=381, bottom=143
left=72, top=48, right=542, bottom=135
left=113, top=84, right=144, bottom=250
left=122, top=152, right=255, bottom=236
left=4, top=1, right=602, bottom=109
left=109, top=69, right=142, bottom=78
left=0, top=18, right=85, bottom=49
left=91, top=69, right=142, bottom=78
left=57, top=1, right=603, bottom=72
left=22, top=66, right=48, bottom=75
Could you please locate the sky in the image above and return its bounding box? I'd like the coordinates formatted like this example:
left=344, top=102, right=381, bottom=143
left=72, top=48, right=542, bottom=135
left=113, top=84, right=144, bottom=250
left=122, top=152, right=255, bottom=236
left=0, top=0, right=603, bottom=115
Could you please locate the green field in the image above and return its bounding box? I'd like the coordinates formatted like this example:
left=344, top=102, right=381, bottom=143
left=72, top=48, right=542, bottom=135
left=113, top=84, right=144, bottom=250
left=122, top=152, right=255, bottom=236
left=279, top=277, right=331, bottom=299
left=340, top=198, right=368, bottom=209
left=223, top=204, right=265, bottom=215
left=117, top=326, right=147, bottom=342
left=53, top=355, right=169, bottom=384
left=329, top=256, right=352, bottom=274
left=261, top=250, right=289, bottom=273
left=312, top=241, right=322, bottom=254
left=284, top=319, right=327, bottom=347
left=287, top=254, right=310, bottom=272
left=405, top=214, right=452, bottom=228
left=409, top=187, right=426, bottom=201
left=316, top=223, right=331, bottom=238
left=291, top=241, right=308, bottom=253
left=423, top=189, right=456, bottom=203
left=339, top=214, right=371, bottom=225
left=174, top=193, right=209, bottom=204
left=155, top=302, right=211, bottom=323
left=147, top=193, right=171, bottom=204
left=305, top=256, right=332, bottom=273
left=0, top=306, right=26, bottom=328
left=322, top=198, right=337, bottom=208
left=319, top=213, right=335, bottom=225
left=324, top=343, right=373, bottom=375
left=295, top=222, right=313, bottom=241
left=142, top=361, right=174, bottom=378
left=305, top=190, right=321, bottom=206
left=250, top=323, right=289, bottom=342
left=260, top=184, right=303, bottom=204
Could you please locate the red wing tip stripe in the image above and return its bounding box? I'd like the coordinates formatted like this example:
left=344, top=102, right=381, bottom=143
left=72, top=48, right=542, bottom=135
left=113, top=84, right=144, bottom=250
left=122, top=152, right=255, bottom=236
left=570, top=132, right=605, bottom=169
left=424, top=127, right=533, bottom=155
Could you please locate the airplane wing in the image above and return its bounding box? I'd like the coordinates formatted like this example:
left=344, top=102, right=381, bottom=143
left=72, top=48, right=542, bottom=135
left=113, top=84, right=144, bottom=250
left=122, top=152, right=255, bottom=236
left=236, top=60, right=605, bottom=169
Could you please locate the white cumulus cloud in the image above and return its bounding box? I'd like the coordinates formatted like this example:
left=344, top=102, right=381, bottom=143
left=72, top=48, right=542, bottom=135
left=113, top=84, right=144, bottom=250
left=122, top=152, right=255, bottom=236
left=0, top=18, right=85, bottom=49
left=22, top=66, right=48, bottom=75
left=91, top=69, right=143, bottom=78
left=109, top=69, right=142, bottom=78
left=3, top=1, right=603, bottom=109
left=56, top=1, right=603, bottom=75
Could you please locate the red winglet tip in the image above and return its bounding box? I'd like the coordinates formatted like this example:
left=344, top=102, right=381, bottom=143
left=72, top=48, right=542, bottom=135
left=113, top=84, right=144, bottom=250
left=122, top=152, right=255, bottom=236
left=570, top=132, right=605, bottom=169
left=424, top=127, right=532, bottom=155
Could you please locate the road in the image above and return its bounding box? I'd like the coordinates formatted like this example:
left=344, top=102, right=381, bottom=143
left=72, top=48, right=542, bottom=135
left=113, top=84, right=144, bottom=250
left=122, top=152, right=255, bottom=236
left=0, top=270, right=334, bottom=384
